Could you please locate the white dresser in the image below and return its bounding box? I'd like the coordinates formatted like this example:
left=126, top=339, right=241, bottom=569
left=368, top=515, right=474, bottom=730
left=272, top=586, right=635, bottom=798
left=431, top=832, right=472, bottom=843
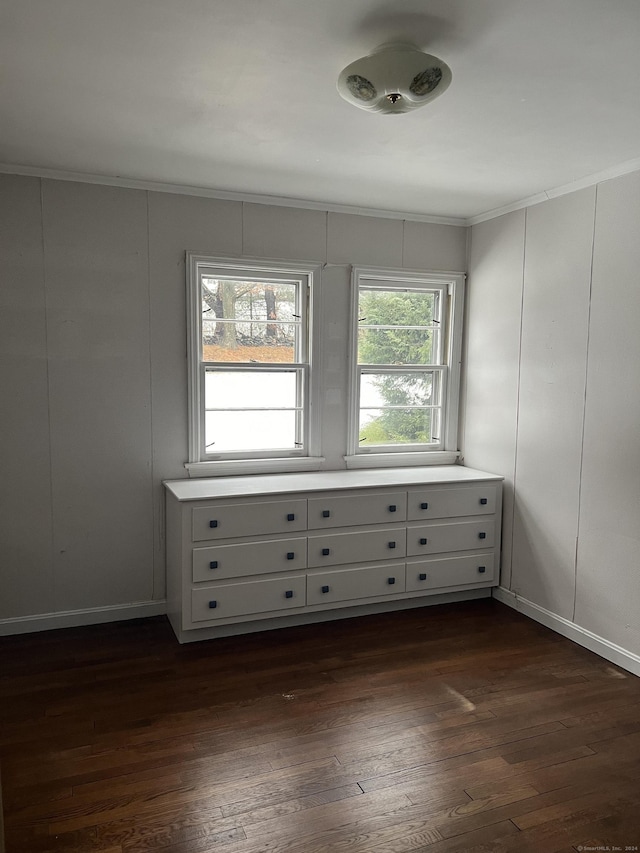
left=164, top=466, right=503, bottom=643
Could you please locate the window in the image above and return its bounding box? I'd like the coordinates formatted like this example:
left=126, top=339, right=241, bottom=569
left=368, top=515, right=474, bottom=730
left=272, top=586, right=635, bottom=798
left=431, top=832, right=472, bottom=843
left=347, top=267, right=464, bottom=462
left=186, top=255, right=321, bottom=472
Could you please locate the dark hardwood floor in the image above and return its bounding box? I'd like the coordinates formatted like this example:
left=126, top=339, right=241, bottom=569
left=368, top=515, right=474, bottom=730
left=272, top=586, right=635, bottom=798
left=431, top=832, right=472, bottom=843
left=1, top=599, right=640, bottom=852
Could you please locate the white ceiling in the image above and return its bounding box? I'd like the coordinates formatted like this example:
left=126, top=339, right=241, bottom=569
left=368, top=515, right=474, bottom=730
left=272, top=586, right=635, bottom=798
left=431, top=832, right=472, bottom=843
left=2, top=0, right=640, bottom=221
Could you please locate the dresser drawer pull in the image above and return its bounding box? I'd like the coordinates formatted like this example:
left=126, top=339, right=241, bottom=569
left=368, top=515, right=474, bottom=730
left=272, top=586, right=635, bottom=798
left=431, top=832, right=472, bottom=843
left=322, top=585, right=330, bottom=594
left=419, top=572, right=427, bottom=581
left=322, top=510, right=331, bottom=518
left=387, top=577, right=396, bottom=585
left=419, top=537, right=428, bottom=545
left=209, top=561, right=218, bottom=569
left=286, top=552, right=295, bottom=560
left=285, top=590, right=294, bottom=599
left=208, top=600, right=217, bottom=609
left=388, top=541, right=396, bottom=549
left=287, top=513, right=295, bottom=521
left=478, top=531, right=487, bottom=539
left=480, top=498, right=488, bottom=505
left=322, top=548, right=330, bottom=556
left=209, top=520, right=218, bottom=529
left=388, top=504, right=397, bottom=512
left=420, top=502, right=429, bottom=510
left=478, top=566, right=486, bottom=574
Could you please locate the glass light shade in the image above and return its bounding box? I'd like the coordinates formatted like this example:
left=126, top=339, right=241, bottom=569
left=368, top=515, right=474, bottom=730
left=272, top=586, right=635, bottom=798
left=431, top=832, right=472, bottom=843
left=337, top=42, right=452, bottom=115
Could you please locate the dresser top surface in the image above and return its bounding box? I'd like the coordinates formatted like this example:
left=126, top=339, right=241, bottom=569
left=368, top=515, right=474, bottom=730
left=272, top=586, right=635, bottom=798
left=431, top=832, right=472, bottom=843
left=164, top=466, right=503, bottom=502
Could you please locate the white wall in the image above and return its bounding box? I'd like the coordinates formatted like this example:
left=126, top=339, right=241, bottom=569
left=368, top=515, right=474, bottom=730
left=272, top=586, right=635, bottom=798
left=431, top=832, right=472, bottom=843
left=463, top=171, right=640, bottom=662
left=461, top=208, right=525, bottom=588
left=3, top=169, right=637, bottom=667
left=575, top=175, right=640, bottom=656
left=0, top=174, right=466, bottom=629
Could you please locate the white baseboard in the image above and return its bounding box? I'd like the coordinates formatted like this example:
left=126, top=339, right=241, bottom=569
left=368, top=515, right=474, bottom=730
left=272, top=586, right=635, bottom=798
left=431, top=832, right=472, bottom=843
left=0, top=600, right=167, bottom=636
left=493, top=587, right=640, bottom=678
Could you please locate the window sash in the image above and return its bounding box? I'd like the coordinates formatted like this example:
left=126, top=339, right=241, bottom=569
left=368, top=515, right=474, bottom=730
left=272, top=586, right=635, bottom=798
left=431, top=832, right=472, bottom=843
left=357, top=282, right=446, bottom=368
left=355, top=365, right=446, bottom=452
left=199, top=364, right=307, bottom=459
left=199, top=273, right=307, bottom=365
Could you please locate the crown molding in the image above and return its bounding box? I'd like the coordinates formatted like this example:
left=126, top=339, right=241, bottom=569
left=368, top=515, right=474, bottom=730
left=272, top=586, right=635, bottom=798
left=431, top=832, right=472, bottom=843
left=0, top=162, right=467, bottom=227
left=468, top=156, right=640, bottom=226
left=3, top=155, right=639, bottom=230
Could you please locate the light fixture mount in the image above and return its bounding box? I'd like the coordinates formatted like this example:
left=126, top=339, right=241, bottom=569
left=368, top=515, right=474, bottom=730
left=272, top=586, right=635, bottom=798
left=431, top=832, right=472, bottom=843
left=337, top=42, right=452, bottom=115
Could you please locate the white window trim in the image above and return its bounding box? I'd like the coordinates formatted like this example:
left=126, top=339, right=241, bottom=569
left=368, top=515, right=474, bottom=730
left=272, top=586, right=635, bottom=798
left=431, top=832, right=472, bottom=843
left=345, top=265, right=465, bottom=466
left=185, top=254, right=324, bottom=477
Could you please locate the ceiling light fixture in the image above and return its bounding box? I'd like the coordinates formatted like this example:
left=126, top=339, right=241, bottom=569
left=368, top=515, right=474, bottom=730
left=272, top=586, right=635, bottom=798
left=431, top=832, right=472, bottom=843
left=337, top=42, right=452, bottom=115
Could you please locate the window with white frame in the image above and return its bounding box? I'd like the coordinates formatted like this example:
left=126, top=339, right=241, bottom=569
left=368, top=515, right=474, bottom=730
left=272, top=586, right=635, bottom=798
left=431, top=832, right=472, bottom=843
left=347, top=267, right=464, bottom=460
left=186, top=255, right=320, bottom=468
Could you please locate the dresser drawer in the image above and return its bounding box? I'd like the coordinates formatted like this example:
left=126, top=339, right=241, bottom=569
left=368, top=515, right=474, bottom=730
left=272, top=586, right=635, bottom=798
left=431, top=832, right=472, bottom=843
left=308, top=527, right=406, bottom=567
left=307, top=563, right=406, bottom=606
left=191, top=574, right=306, bottom=622
left=407, top=484, right=497, bottom=520
left=407, top=519, right=495, bottom=555
left=192, top=537, right=307, bottom=583
left=308, top=491, right=407, bottom=529
left=192, top=499, right=307, bottom=541
left=406, top=553, right=497, bottom=591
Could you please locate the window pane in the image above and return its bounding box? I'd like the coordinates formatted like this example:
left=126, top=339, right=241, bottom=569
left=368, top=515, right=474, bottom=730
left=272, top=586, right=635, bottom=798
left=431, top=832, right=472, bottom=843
left=358, top=408, right=439, bottom=446
left=358, top=327, right=438, bottom=365
left=204, top=369, right=302, bottom=453
left=205, top=410, right=298, bottom=452
left=204, top=369, right=298, bottom=410
left=360, top=372, right=440, bottom=408
left=201, top=277, right=299, bottom=363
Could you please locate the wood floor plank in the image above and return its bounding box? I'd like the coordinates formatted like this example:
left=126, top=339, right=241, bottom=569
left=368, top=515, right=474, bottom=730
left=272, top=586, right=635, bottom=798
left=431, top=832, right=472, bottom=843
left=367, top=818, right=521, bottom=853
left=513, top=787, right=640, bottom=831
left=43, top=756, right=342, bottom=835
left=2, top=600, right=640, bottom=852
left=95, top=800, right=241, bottom=851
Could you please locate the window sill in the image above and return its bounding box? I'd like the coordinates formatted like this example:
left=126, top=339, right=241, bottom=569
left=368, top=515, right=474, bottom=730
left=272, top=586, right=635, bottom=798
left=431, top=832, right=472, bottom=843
left=185, top=457, right=326, bottom=478
left=344, top=451, right=460, bottom=470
